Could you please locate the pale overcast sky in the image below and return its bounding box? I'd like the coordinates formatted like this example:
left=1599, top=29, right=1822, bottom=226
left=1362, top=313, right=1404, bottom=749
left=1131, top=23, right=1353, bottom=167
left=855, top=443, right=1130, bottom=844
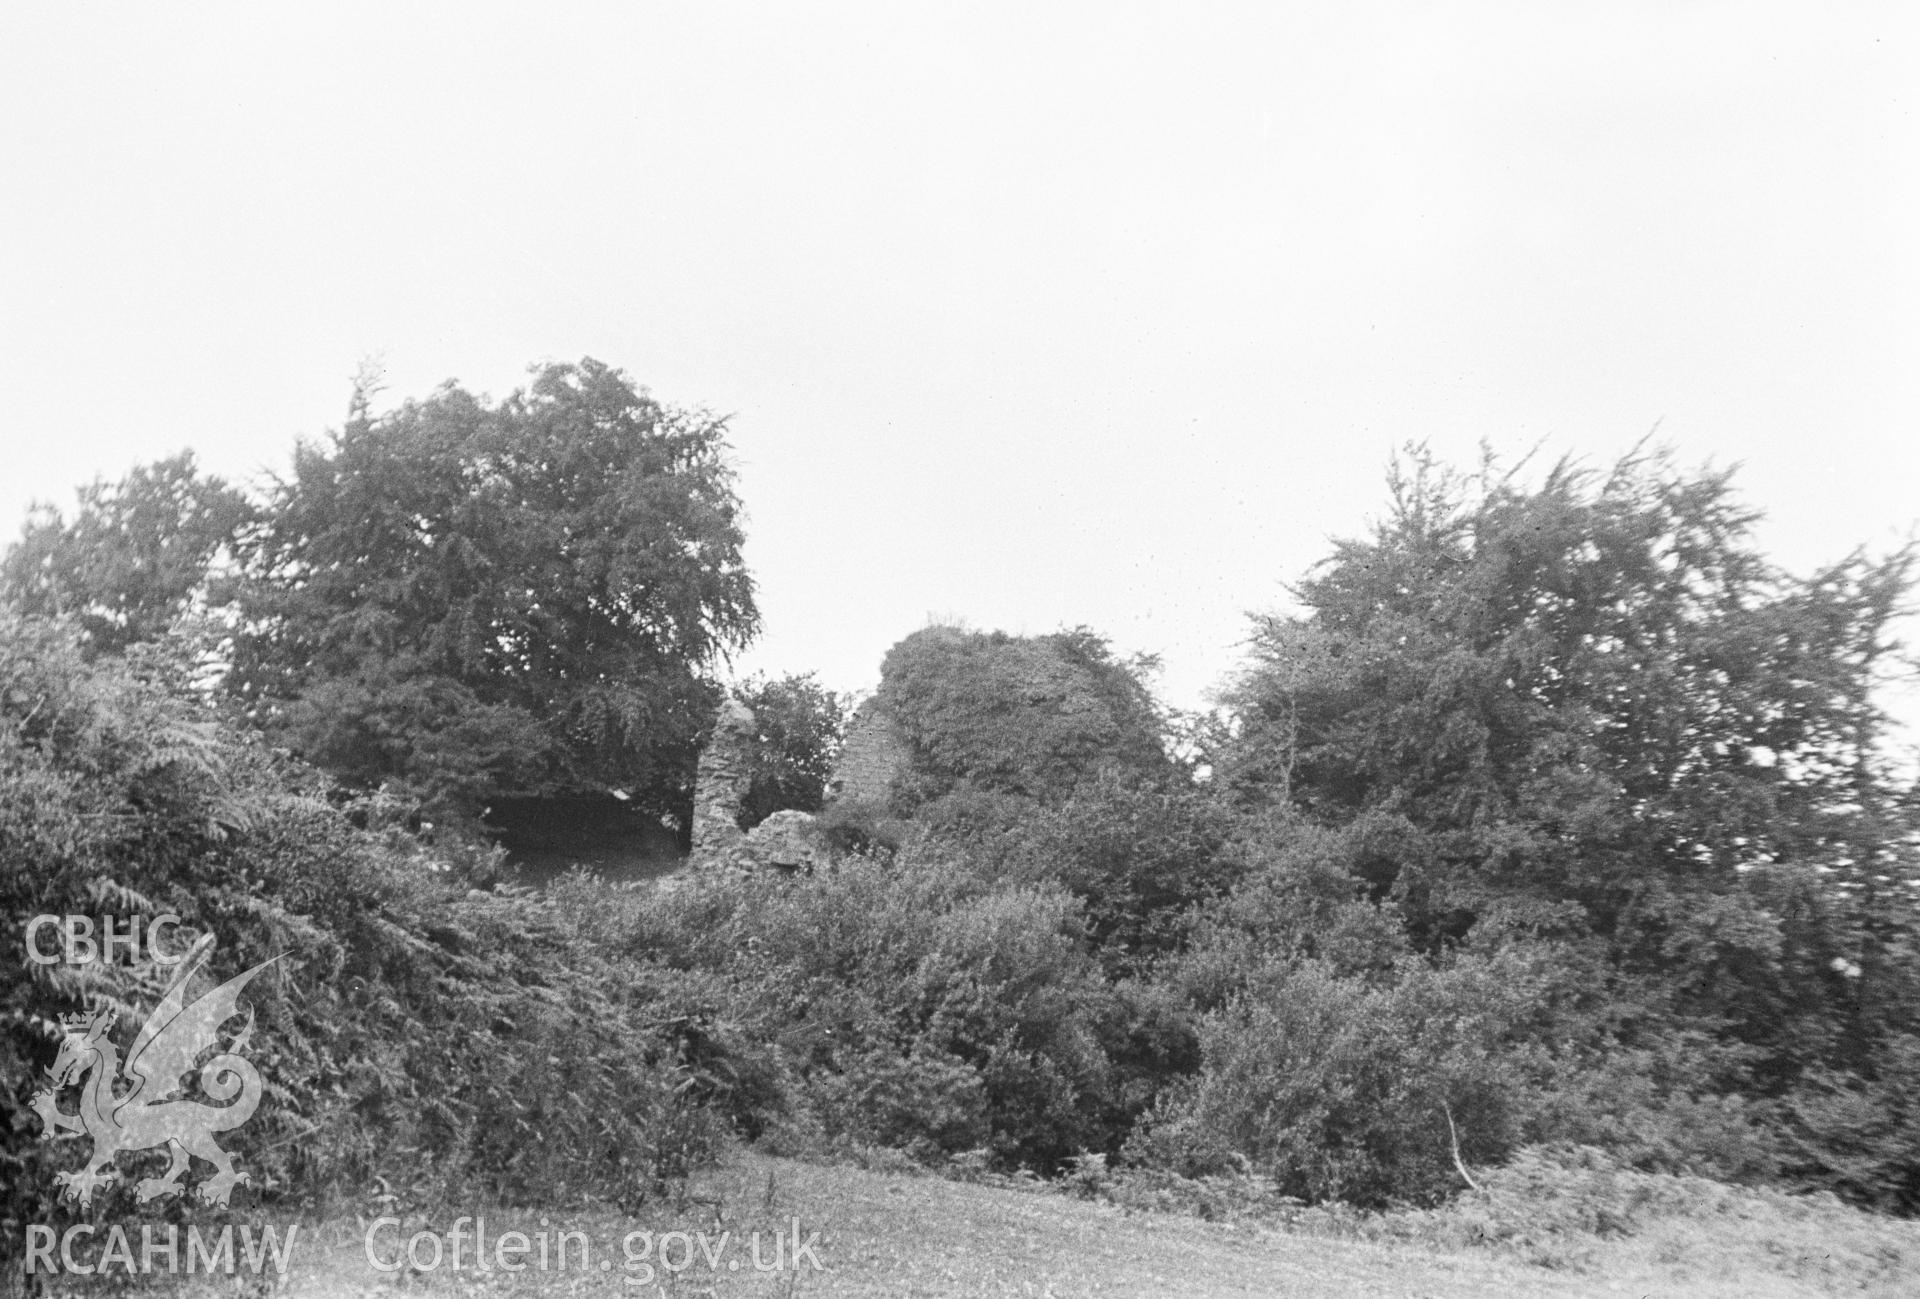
left=3, top=3, right=1916, bottom=712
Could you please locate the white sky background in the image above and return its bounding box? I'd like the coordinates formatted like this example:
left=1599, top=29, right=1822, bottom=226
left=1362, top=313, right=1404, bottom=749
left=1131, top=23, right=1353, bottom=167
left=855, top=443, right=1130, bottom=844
left=2, top=3, right=1916, bottom=714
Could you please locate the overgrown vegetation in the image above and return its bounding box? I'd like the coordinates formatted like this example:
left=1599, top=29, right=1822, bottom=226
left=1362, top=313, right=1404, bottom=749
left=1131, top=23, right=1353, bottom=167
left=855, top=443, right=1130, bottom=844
left=5, top=369, right=1917, bottom=1276
left=0, top=617, right=748, bottom=1252
left=0, top=451, right=251, bottom=656
left=4, top=360, right=759, bottom=838
left=692, top=446, right=1919, bottom=1213
left=873, top=624, right=1175, bottom=811
left=1202, top=447, right=1920, bottom=1211
left=735, top=671, right=851, bottom=830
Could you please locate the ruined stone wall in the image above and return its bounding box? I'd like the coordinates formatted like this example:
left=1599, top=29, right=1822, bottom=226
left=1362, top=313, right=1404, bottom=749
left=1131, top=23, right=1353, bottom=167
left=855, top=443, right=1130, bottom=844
left=829, top=697, right=913, bottom=808
left=688, top=697, right=755, bottom=868
left=689, top=697, right=828, bottom=874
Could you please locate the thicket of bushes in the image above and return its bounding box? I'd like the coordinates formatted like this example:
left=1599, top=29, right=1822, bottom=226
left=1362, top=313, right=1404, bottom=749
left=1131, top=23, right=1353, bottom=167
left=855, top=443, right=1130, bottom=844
left=650, top=448, right=1919, bottom=1216
left=6, top=397, right=1918, bottom=1247
left=0, top=617, right=747, bottom=1249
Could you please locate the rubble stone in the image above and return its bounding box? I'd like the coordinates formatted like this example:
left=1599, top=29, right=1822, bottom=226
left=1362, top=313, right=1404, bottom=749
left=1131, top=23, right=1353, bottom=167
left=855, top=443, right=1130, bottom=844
left=737, top=809, right=825, bottom=875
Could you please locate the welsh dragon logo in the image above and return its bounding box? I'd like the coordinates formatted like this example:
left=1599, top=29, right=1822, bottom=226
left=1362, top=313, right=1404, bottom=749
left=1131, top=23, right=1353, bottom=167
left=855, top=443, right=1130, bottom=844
left=32, top=934, right=280, bottom=1208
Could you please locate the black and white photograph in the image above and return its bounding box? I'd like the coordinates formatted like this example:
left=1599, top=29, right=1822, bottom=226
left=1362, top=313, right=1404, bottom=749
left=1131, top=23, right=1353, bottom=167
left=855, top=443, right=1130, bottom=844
left=4, top=4, right=1918, bottom=1295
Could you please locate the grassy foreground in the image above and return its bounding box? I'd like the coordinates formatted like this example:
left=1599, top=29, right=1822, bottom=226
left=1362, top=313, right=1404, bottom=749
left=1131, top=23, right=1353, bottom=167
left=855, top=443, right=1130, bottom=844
left=208, top=1150, right=1919, bottom=1299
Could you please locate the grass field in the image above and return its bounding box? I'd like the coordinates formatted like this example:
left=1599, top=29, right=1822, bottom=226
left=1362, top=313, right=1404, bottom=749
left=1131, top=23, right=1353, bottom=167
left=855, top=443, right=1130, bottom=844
left=238, top=1150, right=1918, bottom=1299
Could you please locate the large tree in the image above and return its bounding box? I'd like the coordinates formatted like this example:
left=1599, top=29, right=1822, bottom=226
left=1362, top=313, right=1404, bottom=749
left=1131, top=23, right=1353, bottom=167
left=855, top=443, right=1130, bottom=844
left=227, top=359, right=759, bottom=826
left=1217, top=447, right=1918, bottom=1086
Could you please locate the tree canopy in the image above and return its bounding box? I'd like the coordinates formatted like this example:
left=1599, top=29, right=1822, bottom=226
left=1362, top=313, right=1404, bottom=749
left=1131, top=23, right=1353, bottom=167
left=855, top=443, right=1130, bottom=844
left=0, top=451, right=250, bottom=655
left=736, top=671, right=851, bottom=829
left=1216, top=447, right=1920, bottom=1093
left=226, top=359, right=758, bottom=824
left=12, top=391, right=1920, bottom=1217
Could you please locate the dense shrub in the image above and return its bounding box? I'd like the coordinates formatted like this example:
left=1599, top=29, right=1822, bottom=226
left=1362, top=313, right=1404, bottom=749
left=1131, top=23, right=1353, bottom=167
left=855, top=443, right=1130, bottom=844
left=596, top=846, right=1137, bottom=1170
left=1126, top=952, right=1539, bottom=1207
left=0, top=615, right=737, bottom=1255
left=1141, top=817, right=1784, bottom=1201
left=972, top=770, right=1242, bottom=974
left=1166, top=819, right=1438, bottom=1010
left=1779, top=1035, right=1920, bottom=1215
left=735, top=851, right=1120, bottom=1167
